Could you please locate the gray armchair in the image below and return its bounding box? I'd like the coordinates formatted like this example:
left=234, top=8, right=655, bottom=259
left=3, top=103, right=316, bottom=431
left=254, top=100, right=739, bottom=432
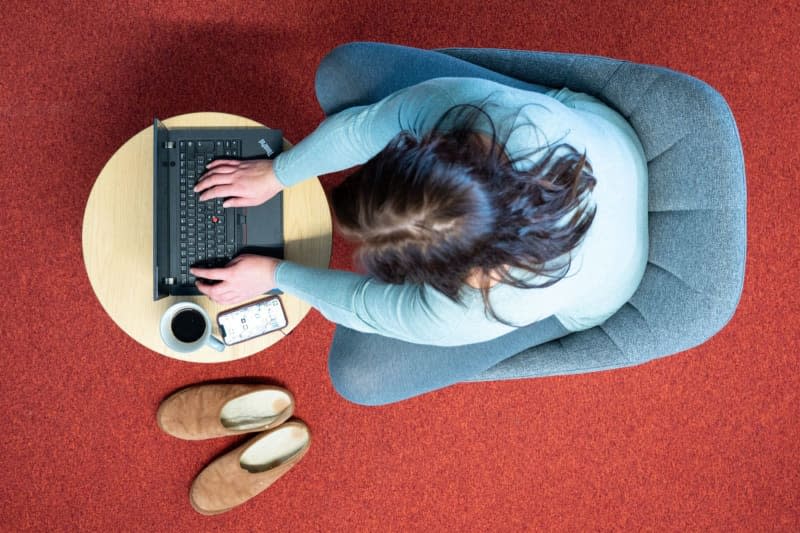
left=432, top=49, right=748, bottom=380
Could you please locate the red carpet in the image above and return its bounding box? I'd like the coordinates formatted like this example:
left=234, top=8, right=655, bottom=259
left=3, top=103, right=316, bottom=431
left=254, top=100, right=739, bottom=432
left=2, top=1, right=798, bottom=531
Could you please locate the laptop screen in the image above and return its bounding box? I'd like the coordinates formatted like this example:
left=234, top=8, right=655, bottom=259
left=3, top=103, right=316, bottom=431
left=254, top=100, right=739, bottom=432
left=153, top=118, right=171, bottom=300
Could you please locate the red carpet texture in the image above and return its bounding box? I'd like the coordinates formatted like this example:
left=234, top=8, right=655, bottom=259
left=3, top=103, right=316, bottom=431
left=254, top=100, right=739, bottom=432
left=1, top=1, right=798, bottom=531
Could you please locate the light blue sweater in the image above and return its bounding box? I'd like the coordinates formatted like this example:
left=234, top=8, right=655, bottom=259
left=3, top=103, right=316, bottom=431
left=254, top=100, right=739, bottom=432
left=272, top=78, right=648, bottom=346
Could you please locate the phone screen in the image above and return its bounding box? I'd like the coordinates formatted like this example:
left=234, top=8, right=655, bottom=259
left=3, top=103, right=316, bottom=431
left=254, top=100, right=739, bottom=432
left=217, top=297, right=288, bottom=345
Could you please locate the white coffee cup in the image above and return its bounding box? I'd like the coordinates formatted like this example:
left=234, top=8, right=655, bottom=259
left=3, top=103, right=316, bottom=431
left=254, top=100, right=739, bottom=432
left=159, top=302, right=224, bottom=352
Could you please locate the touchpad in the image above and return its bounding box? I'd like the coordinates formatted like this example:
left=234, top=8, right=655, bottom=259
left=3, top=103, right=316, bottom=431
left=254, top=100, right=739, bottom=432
left=240, top=193, right=284, bottom=259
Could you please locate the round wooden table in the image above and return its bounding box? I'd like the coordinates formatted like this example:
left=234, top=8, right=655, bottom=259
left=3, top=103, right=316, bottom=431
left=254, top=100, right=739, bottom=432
left=82, top=112, right=332, bottom=363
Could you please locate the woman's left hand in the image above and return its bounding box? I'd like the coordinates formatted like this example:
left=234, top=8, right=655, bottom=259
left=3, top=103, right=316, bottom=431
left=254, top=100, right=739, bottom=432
left=191, top=254, right=280, bottom=305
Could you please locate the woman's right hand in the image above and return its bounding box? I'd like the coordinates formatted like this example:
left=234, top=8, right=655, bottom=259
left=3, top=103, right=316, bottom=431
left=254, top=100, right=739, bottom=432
left=194, top=158, right=284, bottom=208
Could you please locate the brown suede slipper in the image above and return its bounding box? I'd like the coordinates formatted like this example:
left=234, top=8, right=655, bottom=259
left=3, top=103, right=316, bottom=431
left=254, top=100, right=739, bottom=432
left=156, top=384, right=295, bottom=440
left=189, top=420, right=311, bottom=515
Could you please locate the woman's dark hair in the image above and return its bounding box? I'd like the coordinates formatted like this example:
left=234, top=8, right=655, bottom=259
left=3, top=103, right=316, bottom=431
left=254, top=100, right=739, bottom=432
left=331, top=102, right=597, bottom=324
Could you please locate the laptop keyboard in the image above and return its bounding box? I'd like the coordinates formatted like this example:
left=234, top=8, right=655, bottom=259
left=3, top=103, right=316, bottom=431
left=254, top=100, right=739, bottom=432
left=177, top=139, right=241, bottom=286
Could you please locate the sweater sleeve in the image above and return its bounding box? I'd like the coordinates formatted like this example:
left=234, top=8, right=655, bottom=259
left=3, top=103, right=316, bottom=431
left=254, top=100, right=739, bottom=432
left=271, top=81, right=456, bottom=186
left=274, top=261, right=516, bottom=346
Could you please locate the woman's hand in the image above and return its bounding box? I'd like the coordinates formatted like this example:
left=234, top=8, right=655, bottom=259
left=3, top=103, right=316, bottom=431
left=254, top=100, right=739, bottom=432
left=191, top=255, right=280, bottom=305
left=194, top=158, right=283, bottom=208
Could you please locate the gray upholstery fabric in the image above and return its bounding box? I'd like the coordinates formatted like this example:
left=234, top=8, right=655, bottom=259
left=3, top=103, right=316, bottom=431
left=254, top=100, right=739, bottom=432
left=432, top=49, right=748, bottom=380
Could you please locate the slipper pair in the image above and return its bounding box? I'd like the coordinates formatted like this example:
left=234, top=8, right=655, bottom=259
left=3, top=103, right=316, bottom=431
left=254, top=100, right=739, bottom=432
left=157, top=384, right=310, bottom=515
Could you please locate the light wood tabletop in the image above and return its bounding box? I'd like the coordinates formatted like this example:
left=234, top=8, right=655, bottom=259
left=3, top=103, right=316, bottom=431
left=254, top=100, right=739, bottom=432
left=82, top=112, right=332, bottom=363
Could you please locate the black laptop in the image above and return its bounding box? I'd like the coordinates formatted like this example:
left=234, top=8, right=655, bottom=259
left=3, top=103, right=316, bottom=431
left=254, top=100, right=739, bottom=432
left=152, top=118, right=285, bottom=300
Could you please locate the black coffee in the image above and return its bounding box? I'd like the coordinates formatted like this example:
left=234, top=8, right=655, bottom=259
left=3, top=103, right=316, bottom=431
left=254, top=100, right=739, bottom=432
left=171, top=309, right=206, bottom=343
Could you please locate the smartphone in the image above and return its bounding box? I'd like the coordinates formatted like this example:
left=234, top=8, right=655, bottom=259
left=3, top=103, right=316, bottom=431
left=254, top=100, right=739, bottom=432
left=217, top=296, right=288, bottom=346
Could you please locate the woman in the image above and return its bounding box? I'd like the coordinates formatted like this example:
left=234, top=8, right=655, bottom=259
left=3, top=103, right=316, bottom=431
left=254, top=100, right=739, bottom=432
left=191, top=43, right=648, bottom=405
